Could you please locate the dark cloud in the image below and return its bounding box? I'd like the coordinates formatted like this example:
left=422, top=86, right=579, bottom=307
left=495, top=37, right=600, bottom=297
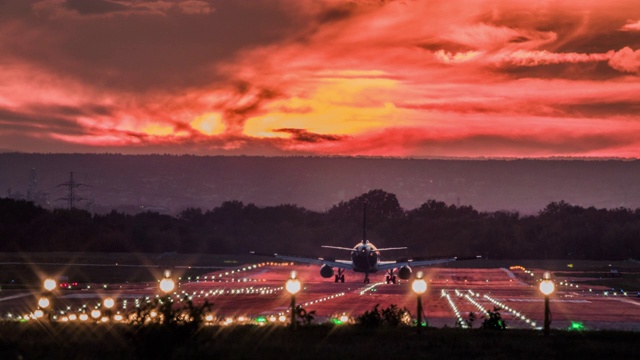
left=25, top=103, right=115, bottom=117
left=273, top=128, right=343, bottom=143
left=552, top=101, right=640, bottom=118
left=344, top=128, right=640, bottom=158
left=317, top=3, right=358, bottom=24
left=497, top=62, right=624, bottom=80
left=418, top=39, right=476, bottom=52
left=557, top=30, right=640, bottom=54
left=0, top=108, right=85, bottom=134
left=65, top=0, right=130, bottom=15
left=221, top=86, right=282, bottom=134
left=2, top=1, right=301, bottom=93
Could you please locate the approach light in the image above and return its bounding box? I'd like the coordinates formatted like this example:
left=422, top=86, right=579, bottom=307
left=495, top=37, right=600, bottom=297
left=38, top=297, right=50, bottom=309
left=43, top=278, right=56, bottom=292
left=159, top=278, right=176, bottom=293
left=103, top=297, right=115, bottom=309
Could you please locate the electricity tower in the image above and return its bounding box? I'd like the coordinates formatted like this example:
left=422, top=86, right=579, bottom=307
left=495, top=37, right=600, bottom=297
left=57, top=172, right=87, bottom=209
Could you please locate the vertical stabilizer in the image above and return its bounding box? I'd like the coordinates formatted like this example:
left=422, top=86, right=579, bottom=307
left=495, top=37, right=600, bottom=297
left=362, top=201, right=368, bottom=244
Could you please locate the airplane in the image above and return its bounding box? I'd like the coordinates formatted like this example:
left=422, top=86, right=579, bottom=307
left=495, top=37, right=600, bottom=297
left=252, top=203, right=480, bottom=284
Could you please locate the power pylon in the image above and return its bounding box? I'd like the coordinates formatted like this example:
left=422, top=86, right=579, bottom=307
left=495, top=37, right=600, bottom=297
left=57, top=172, right=87, bottom=209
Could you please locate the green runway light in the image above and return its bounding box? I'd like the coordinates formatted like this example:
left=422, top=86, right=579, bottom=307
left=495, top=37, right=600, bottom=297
left=331, top=318, right=344, bottom=325
left=568, top=321, right=585, bottom=331
left=255, top=316, right=267, bottom=323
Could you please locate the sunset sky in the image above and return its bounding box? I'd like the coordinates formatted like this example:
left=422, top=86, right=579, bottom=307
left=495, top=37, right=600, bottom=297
left=1, top=0, right=640, bottom=157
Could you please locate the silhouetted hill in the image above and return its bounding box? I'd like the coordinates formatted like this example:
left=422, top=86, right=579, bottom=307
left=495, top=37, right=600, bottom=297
left=1, top=154, right=639, bottom=214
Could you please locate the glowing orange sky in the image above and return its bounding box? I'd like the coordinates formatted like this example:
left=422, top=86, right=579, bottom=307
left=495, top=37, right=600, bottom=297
left=1, top=0, right=640, bottom=157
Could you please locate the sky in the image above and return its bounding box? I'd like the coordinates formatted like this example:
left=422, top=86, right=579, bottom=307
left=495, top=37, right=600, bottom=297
left=1, top=0, right=640, bottom=158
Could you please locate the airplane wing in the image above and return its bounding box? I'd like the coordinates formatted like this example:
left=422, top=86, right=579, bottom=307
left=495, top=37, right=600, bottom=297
left=376, top=247, right=408, bottom=251
left=321, top=245, right=354, bottom=251
left=250, top=251, right=352, bottom=270
left=378, top=255, right=481, bottom=271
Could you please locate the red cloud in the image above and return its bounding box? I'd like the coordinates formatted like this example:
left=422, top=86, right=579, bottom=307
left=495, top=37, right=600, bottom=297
left=2, top=0, right=640, bottom=158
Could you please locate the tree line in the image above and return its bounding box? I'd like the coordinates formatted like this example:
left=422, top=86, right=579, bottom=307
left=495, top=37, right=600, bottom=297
left=1, top=189, right=638, bottom=260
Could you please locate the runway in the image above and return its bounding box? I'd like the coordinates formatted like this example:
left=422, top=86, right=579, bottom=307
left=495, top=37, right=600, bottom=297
left=1, top=262, right=639, bottom=331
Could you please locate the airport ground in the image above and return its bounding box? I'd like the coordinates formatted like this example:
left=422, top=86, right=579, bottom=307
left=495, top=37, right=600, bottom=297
left=0, top=254, right=639, bottom=358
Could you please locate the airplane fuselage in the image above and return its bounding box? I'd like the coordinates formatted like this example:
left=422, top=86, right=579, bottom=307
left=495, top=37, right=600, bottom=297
left=351, top=241, right=380, bottom=273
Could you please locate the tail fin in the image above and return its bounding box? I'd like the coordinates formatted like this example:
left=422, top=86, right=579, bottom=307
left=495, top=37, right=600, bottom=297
left=362, top=201, right=368, bottom=244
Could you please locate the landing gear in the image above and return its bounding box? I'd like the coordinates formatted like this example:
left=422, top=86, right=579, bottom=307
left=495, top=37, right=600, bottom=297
left=385, top=269, right=397, bottom=284
left=364, top=273, right=370, bottom=284
left=334, top=269, right=345, bottom=283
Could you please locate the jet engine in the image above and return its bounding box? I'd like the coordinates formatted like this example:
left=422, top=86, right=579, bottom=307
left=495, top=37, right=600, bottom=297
left=320, top=264, right=334, bottom=278
left=398, top=266, right=412, bottom=280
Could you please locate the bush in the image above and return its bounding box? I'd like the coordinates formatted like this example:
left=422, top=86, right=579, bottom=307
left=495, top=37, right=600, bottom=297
left=481, top=307, right=506, bottom=330
left=357, top=304, right=411, bottom=328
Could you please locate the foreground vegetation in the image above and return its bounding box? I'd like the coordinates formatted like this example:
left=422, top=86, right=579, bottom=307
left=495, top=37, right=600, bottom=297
left=0, top=322, right=638, bottom=360
left=2, top=190, right=640, bottom=261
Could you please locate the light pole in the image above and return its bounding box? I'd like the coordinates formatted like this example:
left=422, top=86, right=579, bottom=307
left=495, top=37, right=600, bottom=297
left=539, top=271, right=555, bottom=336
left=41, top=278, right=56, bottom=321
left=412, top=271, right=427, bottom=332
left=285, top=271, right=301, bottom=330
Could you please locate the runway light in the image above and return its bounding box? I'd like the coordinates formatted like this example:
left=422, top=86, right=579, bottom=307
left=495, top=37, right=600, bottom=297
left=278, top=315, right=286, bottom=323
left=34, top=309, right=44, bottom=318
left=43, top=278, right=57, bottom=292
left=103, top=297, right=115, bottom=309
left=69, top=314, right=77, bottom=321
left=79, top=313, right=88, bottom=321
left=114, top=314, right=123, bottom=322
left=38, top=297, right=50, bottom=309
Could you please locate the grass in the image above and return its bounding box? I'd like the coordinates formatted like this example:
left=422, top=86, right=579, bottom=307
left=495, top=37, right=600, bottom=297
left=0, top=323, right=638, bottom=360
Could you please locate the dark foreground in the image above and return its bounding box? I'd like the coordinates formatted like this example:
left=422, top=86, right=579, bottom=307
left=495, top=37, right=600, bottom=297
left=1, top=323, right=639, bottom=360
